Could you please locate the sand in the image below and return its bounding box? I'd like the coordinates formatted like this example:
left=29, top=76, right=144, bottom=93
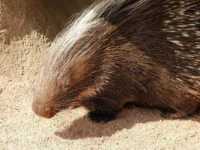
left=0, top=1, right=200, bottom=150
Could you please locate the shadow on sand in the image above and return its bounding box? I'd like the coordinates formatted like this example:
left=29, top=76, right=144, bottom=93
left=55, top=108, right=200, bottom=140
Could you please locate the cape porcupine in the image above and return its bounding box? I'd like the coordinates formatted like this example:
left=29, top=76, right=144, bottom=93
left=32, top=0, right=200, bottom=122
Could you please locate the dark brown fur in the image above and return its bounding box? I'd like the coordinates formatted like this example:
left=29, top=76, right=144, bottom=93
left=32, top=0, right=200, bottom=122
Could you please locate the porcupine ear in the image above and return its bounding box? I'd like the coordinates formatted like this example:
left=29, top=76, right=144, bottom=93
left=69, top=56, right=91, bottom=86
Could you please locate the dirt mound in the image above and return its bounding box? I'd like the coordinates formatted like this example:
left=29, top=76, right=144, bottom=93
left=0, top=0, right=93, bottom=41
left=0, top=1, right=200, bottom=149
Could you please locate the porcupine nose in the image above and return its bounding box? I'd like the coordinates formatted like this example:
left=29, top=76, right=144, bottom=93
left=32, top=98, right=56, bottom=118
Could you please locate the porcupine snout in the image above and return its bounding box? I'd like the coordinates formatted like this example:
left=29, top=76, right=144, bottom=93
left=32, top=97, right=56, bottom=118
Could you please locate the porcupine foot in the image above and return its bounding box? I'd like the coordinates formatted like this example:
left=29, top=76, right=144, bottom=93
left=123, top=102, right=136, bottom=109
left=159, top=95, right=200, bottom=119
left=160, top=105, right=199, bottom=119
left=88, top=110, right=116, bottom=123
left=160, top=112, right=188, bottom=119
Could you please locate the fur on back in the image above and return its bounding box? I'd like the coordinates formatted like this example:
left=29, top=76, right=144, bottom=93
left=36, top=0, right=200, bottom=103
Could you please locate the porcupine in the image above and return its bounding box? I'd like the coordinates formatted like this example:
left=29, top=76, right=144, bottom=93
left=32, top=0, right=200, bottom=122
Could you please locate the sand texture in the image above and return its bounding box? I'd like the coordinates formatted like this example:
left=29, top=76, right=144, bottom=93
left=0, top=0, right=200, bottom=150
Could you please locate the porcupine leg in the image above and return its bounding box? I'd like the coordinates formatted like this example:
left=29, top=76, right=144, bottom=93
left=84, top=97, right=120, bottom=123
left=87, top=100, right=120, bottom=123
left=78, top=88, right=120, bottom=122
left=88, top=109, right=117, bottom=123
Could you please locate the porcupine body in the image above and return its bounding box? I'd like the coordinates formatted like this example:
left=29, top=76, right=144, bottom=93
left=32, top=0, right=200, bottom=122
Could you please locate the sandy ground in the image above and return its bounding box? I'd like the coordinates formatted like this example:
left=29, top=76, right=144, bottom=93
left=0, top=1, right=200, bottom=150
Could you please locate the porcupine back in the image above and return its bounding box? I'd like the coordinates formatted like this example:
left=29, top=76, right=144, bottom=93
left=48, top=0, right=199, bottom=96
left=163, top=0, right=200, bottom=93
left=98, top=0, right=200, bottom=97
left=105, top=0, right=200, bottom=95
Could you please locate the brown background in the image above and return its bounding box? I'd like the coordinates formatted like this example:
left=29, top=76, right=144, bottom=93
left=0, top=0, right=200, bottom=149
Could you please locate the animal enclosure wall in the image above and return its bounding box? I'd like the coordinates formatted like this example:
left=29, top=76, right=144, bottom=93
left=0, top=0, right=94, bottom=40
